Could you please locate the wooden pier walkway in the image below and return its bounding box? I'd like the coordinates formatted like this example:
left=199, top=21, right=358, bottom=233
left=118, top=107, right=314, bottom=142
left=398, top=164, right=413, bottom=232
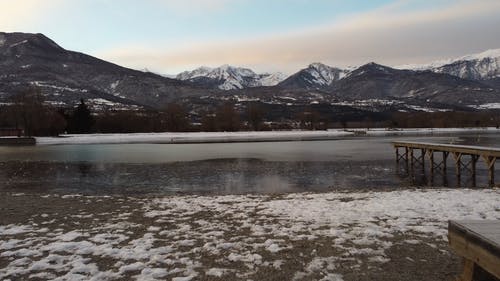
left=393, top=141, right=499, bottom=187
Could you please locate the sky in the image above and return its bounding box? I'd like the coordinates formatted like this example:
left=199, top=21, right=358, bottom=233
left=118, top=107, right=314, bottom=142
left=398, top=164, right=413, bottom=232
left=1, top=0, right=500, bottom=75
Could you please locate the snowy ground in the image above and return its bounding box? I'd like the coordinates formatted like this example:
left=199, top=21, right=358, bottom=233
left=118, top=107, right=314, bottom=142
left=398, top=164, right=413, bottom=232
left=35, top=127, right=500, bottom=145
left=1, top=189, right=499, bottom=281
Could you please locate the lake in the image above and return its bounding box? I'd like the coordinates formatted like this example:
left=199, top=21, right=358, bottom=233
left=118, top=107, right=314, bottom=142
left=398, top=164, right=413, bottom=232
left=1, top=132, right=499, bottom=195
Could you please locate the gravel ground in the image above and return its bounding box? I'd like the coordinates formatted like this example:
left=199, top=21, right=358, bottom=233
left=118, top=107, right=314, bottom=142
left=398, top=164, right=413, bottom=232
left=1, top=189, right=498, bottom=281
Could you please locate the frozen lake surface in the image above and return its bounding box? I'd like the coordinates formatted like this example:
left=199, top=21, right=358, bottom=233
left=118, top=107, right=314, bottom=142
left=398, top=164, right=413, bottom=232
left=1, top=132, right=499, bottom=195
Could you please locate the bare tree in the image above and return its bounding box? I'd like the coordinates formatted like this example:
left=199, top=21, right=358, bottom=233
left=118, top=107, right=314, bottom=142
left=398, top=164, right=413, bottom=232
left=216, top=103, right=241, bottom=132
left=246, top=103, right=264, bottom=131
left=163, top=103, right=189, bottom=132
left=7, top=88, right=66, bottom=136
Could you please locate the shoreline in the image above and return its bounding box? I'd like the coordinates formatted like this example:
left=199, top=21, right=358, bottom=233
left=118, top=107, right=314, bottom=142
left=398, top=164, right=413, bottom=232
left=35, top=127, right=500, bottom=145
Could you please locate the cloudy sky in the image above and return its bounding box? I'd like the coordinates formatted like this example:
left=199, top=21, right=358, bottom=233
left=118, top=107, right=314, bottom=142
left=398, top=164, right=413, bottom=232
left=1, top=0, right=499, bottom=74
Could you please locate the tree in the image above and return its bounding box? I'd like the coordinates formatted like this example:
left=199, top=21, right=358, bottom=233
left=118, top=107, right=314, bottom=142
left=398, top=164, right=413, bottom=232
left=68, top=99, right=94, bottom=134
left=246, top=103, right=264, bottom=131
left=216, top=103, right=240, bottom=132
left=297, top=109, right=320, bottom=130
left=6, top=88, right=66, bottom=136
left=163, top=103, right=189, bottom=132
left=10, top=88, right=45, bottom=136
left=201, top=112, right=217, bottom=132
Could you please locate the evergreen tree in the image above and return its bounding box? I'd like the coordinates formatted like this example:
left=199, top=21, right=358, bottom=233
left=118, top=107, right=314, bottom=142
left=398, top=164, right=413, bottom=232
left=69, top=99, right=94, bottom=134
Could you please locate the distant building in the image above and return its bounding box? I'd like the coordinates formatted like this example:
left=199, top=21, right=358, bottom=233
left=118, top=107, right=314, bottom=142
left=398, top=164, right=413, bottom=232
left=0, top=128, right=24, bottom=137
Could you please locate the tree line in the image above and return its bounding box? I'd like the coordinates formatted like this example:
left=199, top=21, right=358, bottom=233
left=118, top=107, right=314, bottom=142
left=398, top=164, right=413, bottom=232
left=1, top=88, right=499, bottom=136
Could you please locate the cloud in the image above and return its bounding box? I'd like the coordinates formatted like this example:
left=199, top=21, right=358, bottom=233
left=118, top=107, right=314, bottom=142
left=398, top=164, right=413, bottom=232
left=152, top=0, right=239, bottom=14
left=89, top=0, right=500, bottom=73
left=0, top=0, right=64, bottom=31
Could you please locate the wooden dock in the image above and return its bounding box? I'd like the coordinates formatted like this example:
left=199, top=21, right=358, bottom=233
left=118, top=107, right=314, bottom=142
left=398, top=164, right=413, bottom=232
left=393, top=141, right=499, bottom=187
left=0, top=137, right=36, bottom=146
left=449, top=220, right=500, bottom=281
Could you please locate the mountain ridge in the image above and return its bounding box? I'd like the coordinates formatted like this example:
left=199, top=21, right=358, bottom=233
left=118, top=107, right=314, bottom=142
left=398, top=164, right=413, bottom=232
left=0, top=32, right=214, bottom=110
left=397, top=48, right=500, bottom=80
left=0, top=32, right=499, bottom=112
left=176, top=65, right=286, bottom=90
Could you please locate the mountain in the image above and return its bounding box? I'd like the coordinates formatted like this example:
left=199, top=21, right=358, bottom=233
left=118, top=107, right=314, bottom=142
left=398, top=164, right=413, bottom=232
left=278, top=63, right=349, bottom=90
left=0, top=32, right=212, bottom=109
left=1, top=32, right=499, bottom=113
left=176, top=65, right=286, bottom=90
left=331, top=62, right=500, bottom=105
left=400, top=49, right=500, bottom=81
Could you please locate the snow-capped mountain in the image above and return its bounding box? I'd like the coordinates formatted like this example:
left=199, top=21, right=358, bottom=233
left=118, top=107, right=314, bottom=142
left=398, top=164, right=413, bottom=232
left=332, top=62, right=500, bottom=105
left=176, top=65, right=286, bottom=90
left=399, top=49, right=500, bottom=81
left=278, top=63, right=349, bottom=89
left=1, top=32, right=499, bottom=113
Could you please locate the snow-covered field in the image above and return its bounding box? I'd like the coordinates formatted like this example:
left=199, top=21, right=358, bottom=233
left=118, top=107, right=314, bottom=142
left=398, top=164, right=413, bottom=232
left=1, top=189, right=499, bottom=280
left=35, top=127, right=500, bottom=145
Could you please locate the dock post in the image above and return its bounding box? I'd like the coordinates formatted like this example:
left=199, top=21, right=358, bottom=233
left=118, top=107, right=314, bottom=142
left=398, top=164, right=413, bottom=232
left=409, top=148, right=414, bottom=176
left=442, top=151, right=449, bottom=186
left=483, top=156, right=497, bottom=187
left=453, top=152, right=462, bottom=187
left=471, top=155, right=479, bottom=188
left=421, top=149, right=426, bottom=175
left=443, top=151, right=449, bottom=174
left=405, top=147, right=409, bottom=172
left=428, top=149, right=435, bottom=185
left=395, top=147, right=400, bottom=174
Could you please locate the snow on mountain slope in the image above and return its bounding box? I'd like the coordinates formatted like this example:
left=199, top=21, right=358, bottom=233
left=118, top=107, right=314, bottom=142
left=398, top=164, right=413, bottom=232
left=176, top=65, right=286, bottom=90
left=398, top=49, right=500, bottom=80
left=278, top=63, right=349, bottom=89
left=258, top=72, right=288, bottom=87
left=307, top=62, right=348, bottom=85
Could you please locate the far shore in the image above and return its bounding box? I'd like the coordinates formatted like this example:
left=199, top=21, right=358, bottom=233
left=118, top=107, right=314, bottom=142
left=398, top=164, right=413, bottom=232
left=33, top=127, right=500, bottom=145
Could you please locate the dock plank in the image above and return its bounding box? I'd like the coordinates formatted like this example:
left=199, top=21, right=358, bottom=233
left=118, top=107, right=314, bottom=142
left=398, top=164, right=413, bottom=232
left=393, top=141, right=500, bottom=157
left=449, top=220, right=500, bottom=280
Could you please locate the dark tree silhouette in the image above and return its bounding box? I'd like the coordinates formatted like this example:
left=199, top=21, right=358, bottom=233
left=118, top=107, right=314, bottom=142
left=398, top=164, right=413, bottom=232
left=163, top=103, right=189, bottom=132
left=297, top=109, right=321, bottom=130
left=68, top=99, right=94, bottom=134
left=201, top=112, right=217, bottom=132
left=216, top=103, right=241, bottom=132
left=246, top=103, right=264, bottom=131
left=3, top=88, right=66, bottom=136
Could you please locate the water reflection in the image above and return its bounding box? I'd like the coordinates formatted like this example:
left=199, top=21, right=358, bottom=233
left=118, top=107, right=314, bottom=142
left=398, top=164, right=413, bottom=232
left=0, top=132, right=499, bottom=195
left=0, top=158, right=400, bottom=195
